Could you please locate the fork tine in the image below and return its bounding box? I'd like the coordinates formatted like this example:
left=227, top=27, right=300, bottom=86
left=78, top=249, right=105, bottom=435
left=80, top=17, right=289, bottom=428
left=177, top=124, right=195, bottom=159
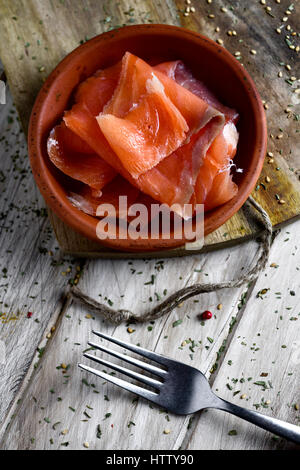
left=83, top=353, right=162, bottom=390
left=87, top=341, right=167, bottom=378
left=92, top=330, right=171, bottom=367
left=78, top=363, right=159, bottom=403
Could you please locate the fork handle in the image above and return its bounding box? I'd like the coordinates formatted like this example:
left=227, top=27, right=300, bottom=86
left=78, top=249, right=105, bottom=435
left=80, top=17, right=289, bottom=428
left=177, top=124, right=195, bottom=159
left=214, top=397, right=300, bottom=444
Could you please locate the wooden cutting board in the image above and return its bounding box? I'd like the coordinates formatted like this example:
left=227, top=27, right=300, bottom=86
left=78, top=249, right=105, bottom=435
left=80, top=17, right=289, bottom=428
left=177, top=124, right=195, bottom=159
left=0, top=0, right=299, bottom=258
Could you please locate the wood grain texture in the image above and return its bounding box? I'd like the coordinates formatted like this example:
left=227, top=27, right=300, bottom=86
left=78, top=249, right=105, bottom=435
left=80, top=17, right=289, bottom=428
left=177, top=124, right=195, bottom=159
left=0, top=0, right=180, bottom=133
left=185, top=220, right=300, bottom=450
left=0, top=236, right=262, bottom=449
left=0, top=0, right=299, bottom=452
left=0, top=0, right=299, bottom=257
left=176, top=0, right=300, bottom=217
left=0, top=75, right=77, bottom=433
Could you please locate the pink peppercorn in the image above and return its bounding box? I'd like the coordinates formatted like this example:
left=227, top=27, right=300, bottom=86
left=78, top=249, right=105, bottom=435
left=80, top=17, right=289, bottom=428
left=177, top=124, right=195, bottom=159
left=201, top=310, right=212, bottom=320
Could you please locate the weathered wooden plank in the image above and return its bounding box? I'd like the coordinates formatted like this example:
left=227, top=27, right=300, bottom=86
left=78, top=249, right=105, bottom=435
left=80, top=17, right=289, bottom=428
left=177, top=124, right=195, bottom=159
left=0, top=75, right=79, bottom=434
left=186, top=220, right=300, bottom=450
left=176, top=0, right=300, bottom=217
left=0, top=0, right=298, bottom=258
left=0, top=0, right=299, bottom=452
left=0, top=0, right=180, bottom=133
left=0, top=237, right=260, bottom=449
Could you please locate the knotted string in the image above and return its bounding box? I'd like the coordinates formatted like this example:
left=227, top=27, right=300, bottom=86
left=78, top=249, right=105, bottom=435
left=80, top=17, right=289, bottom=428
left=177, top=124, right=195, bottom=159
left=70, top=196, right=272, bottom=324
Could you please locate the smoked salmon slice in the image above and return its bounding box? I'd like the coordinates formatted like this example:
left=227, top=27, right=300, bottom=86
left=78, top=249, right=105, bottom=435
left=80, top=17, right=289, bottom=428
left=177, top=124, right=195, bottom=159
left=155, top=60, right=238, bottom=123
left=97, top=52, right=223, bottom=178
left=49, top=53, right=240, bottom=222
left=64, top=63, right=123, bottom=173
left=194, top=122, right=239, bottom=209
left=69, top=175, right=140, bottom=217
left=74, top=62, right=121, bottom=116
left=63, top=52, right=225, bottom=214
left=204, top=166, right=238, bottom=211
left=98, top=78, right=189, bottom=178
left=47, top=122, right=116, bottom=192
left=155, top=60, right=239, bottom=209
left=138, top=115, right=226, bottom=212
left=102, top=53, right=217, bottom=135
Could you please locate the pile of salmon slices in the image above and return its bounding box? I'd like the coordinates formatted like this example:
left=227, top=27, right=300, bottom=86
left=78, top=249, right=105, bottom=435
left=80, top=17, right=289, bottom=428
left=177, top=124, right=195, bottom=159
left=47, top=52, right=240, bottom=220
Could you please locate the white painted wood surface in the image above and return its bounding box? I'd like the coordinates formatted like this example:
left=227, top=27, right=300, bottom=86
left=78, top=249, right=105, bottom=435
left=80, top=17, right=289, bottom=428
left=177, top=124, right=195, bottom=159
left=0, top=71, right=79, bottom=433
left=0, top=69, right=300, bottom=450
left=0, top=238, right=259, bottom=449
left=186, top=224, right=300, bottom=450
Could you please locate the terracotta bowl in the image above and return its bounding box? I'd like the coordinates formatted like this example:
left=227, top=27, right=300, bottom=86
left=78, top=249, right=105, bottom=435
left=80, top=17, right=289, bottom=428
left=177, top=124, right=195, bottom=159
left=28, top=24, right=267, bottom=252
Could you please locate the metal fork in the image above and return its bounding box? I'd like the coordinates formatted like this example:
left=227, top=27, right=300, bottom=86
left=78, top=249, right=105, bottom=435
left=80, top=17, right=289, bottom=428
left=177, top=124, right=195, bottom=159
left=79, top=331, right=300, bottom=444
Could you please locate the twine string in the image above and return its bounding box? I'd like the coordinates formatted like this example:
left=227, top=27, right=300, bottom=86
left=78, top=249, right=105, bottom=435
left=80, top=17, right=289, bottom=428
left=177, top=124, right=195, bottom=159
left=70, top=196, right=272, bottom=325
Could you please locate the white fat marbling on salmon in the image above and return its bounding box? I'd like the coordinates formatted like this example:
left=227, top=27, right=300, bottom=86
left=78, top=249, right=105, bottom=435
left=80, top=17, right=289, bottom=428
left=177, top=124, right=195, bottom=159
left=145, top=72, right=165, bottom=95
left=47, top=137, right=59, bottom=154
left=68, top=193, right=98, bottom=216
left=217, top=122, right=243, bottom=174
